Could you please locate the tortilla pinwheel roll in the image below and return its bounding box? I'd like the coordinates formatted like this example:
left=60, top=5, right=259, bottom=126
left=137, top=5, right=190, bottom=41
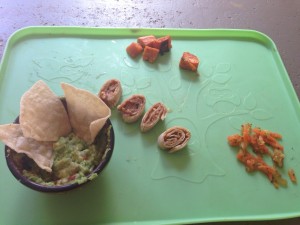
left=158, top=126, right=191, bottom=153
left=117, top=94, right=146, bottom=123
left=140, top=102, right=168, bottom=132
left=98, top=79, right=122, bottom=108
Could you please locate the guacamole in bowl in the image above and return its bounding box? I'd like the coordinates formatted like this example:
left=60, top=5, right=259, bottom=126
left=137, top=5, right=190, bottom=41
left=5, top=116, right=114, bottom=192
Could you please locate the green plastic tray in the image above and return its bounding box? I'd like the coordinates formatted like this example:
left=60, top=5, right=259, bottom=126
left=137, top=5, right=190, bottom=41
left=0, top=27, right=300, bottom=225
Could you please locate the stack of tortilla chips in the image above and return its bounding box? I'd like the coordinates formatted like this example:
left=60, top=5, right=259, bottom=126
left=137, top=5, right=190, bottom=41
left=0, top=80, right=111, bottom=172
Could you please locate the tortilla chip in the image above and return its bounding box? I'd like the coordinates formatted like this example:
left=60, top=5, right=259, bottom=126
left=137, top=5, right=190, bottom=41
left=0, top=124, right=54, bottom=172
left=20, top=80, right=72, bottom=141
left=61, top=83, right=111, bottom=144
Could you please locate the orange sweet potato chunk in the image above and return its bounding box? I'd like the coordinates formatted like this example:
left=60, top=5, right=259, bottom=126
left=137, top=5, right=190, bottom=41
left=179, top=52, right=199, bottom=72
left=152, top=35, right=172, bottom=53
left=126, top=42, right=143, bottom=58
left=137, top=35, right=156, bottom=48
left=142, top=46, right=159, bottom=63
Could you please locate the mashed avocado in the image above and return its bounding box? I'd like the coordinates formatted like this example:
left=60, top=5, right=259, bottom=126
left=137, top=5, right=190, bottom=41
left=22, top=126, right=111, bottom=186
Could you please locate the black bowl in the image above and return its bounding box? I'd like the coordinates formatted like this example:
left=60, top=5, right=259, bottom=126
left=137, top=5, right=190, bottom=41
left=4, top=99, right=114, bottom=193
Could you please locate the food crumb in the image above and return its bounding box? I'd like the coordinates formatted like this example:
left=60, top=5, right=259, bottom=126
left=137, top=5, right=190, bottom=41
left=288, top=169, right=297, bottom=184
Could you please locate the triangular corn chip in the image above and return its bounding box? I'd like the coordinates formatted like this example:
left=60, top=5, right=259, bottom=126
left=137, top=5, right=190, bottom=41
left=61, top=83, right=111, bottom=144
left=20, top=80, right=71, bottom=141
left=0, top=124, right=54, bottom=172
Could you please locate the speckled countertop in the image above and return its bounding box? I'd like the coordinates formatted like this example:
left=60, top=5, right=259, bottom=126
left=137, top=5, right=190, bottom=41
left=0, top=0, right=299, bottom=225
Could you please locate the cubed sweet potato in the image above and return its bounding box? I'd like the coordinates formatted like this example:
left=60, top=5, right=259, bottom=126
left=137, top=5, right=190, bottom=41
left=146, top=35, right=172, bottom=54
left=142, top=46, right=159, bottom=63
left=179, top=52, right=199, bottom=71
left=137, top=35, right=156, bottom=48
left=126, top=42, right=143, bottom=58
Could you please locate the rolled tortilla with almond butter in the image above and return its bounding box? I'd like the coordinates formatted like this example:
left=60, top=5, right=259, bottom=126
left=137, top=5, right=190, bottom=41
left=140, top=102, right=168, bottom=132
left=117, top=94, right=146, bottom=123
left=98, top=79, right=122, bottom=108
left=158, top=126, right=191, bottom=153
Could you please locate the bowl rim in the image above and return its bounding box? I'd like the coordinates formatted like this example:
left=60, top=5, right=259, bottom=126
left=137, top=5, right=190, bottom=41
left=5, top=117, right=115, bottom=193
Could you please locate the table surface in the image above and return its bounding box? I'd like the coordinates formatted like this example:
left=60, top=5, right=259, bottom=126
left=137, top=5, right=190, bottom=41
left=0, top=0, right=299, bottom=225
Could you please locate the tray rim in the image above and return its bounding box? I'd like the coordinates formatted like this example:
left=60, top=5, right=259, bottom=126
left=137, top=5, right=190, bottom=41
left=0, top=26, right=300, bottom=224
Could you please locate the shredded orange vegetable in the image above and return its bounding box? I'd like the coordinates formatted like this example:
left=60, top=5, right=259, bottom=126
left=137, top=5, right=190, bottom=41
left=227, top=123, right=294, bottom=189
left=288, top=169, right=297, bottom=184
